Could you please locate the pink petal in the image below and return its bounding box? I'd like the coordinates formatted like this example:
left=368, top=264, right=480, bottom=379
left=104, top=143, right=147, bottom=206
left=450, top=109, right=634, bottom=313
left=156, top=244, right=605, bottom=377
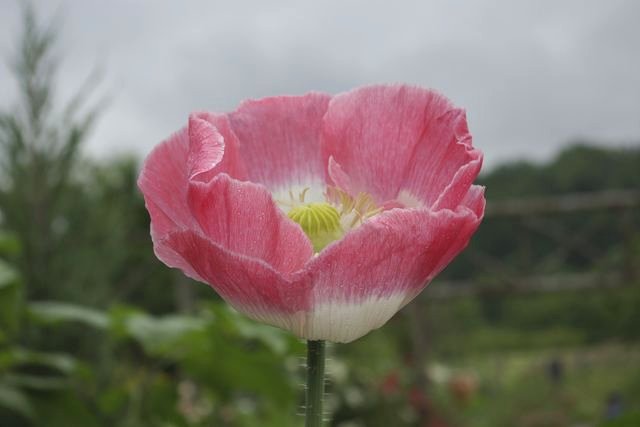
left=189, top=112, right=248, bottom=183
left=146, top=198, right=205, bottom=283
left=402, top=109, right=483, bottom=208
left=327, top=156, right=353, bottom=191
left=137, top=128, right=196, bottom=235
left=137, top=129, right=212, bottom=282
left=227, top=92, right=331, bottom=190
left=138, top=115, right=247, bottom=239
left=187, top=173, right=314, bottom=275
left=187, top=115, right=225, bottom=181
left=300, top=191, right=485, bottom=342
left=162, top=230, right=313, bottom=326
left=322, top=84, right=479, bottom=206
left=433, top=155, right=483, bottom=211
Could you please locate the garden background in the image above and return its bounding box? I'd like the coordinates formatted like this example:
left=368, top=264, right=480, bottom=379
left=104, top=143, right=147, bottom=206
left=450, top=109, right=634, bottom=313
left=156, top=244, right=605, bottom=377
left=1, top=3, right=639, bottom=426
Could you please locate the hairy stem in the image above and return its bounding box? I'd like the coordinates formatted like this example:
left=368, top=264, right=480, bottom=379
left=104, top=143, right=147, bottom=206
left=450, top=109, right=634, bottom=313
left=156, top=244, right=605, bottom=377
left=305, top=340, right=326, bottom=427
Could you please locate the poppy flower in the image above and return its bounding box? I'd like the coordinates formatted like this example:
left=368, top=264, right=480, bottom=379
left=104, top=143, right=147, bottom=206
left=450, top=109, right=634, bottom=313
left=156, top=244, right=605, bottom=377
left=138, top=84, right=484, bottom=343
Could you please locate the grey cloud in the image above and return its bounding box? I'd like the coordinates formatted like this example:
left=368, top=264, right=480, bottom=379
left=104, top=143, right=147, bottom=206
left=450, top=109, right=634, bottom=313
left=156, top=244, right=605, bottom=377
left=0, top=0, right=638, bottom=169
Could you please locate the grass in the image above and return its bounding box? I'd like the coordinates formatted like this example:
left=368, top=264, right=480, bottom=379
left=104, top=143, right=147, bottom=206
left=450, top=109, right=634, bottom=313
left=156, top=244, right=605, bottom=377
left=429, top=343, right=640, bottom=427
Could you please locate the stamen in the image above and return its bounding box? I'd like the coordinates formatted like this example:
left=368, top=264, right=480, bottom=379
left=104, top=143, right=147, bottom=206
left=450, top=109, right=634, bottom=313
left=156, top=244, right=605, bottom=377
left=299, top=187, right=310, bottom=203
left=326, top=186, right=381, bottom=229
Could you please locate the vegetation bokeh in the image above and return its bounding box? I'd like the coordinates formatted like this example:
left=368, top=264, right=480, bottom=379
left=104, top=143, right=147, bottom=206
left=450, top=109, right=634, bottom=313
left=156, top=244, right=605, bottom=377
left=1, top=6, right=639, bottom=427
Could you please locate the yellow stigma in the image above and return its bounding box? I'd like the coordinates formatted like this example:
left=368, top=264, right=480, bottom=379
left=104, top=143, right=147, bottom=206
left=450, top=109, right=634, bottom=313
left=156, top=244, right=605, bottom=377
left=288, top=202, right=342, bottom=252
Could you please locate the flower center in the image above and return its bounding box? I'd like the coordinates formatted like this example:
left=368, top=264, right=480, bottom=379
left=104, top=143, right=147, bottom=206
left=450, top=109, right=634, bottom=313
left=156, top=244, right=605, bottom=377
left=288, top=202, right=342, bottom=252
left=277, top=185, right=384, bottom=252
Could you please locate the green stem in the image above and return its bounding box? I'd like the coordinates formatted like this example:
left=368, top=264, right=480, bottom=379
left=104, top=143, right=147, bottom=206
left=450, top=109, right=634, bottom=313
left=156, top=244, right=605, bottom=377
left=305, top=340, right=326, bottom=427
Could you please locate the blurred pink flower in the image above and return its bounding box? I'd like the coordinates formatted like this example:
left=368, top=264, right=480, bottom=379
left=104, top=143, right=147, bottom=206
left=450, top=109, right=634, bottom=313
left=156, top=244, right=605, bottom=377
left=138, top=84, right=484, bottom=343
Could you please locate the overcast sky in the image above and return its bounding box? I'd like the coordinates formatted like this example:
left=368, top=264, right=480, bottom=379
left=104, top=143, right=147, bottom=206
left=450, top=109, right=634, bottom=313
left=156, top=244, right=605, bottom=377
left=1, top=0, right=639, bottom=170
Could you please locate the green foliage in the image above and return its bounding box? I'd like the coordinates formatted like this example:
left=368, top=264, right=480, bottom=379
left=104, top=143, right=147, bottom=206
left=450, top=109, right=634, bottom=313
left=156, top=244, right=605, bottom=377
left=479, top=144, right=640, bottom=198
left=0, top=233, right=84, bottom=423
left=1, top=271, right=303, bottom=425
left=444, top=143, right=640, bottom=283
left=0, top=257, right=22, bottom=339
left=0, top=228, right=300, bottom=425
left=0, top=2, right=103, bottom=303
left=442, top=345, right=640, bottom=427
left=28, top=301, right=109, bottom=329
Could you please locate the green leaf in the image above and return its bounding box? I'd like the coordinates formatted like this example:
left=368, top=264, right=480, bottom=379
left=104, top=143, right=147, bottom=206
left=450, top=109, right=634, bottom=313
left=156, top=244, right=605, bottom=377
left=0, top=232, right=21, bottom=256
left=28, top=301, right=109, bottom=329
left=30, top=391, right=101, bottom=427
left=208, top=303, right=302, bottom=355
left=0, top=348, right=78, bottom=374
left=0, top=260, right=20, bottom=289
left=0, top=384, right=34, bottom=420
left=3, top=373, right=70, bottom=391
left=123, top=312, right=206, bottom=355
left=0, top=260, right=21, bottom=336
left=229, top=310, right=291, bottom=355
